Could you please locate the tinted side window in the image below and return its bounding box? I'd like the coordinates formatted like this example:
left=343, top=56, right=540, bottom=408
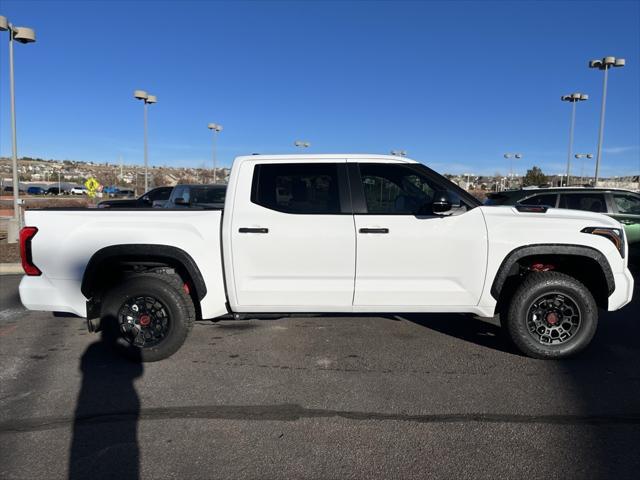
left=191, top=186, right=226, bottom=204
left=251, top=163, right=341, bottom=214
left=559, top=193, right=606, bottom=213
left=359, top=163, right=460, bottom=214
left=152, top=188, right=172, bottom=201
left=519, top=194, right=557, bottom=207
left=613, top=194, right=640, bottom=214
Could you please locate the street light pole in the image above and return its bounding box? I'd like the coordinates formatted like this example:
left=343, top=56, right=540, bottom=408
left=134, top=90, right=157, bottom=192
left=575, top=153, right=594, bottom=185
left=561, top=93, right=588, bottom=186
left=0, top=16, right=36, bottom=243
left=503, top=153, right=522, bottom=188
left=589, top=56, right=626, bottom=185
left=208, top=123, right=223, bottom=183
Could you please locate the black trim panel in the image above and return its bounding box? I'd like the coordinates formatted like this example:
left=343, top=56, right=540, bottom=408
left=81, top=244, right=207, bottom=301
left=490, top=244, right=615, bottom=299
left=347, top=163, right=368, bottom=214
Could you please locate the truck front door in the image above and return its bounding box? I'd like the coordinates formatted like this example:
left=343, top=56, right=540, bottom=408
left=350, top=161, right=488, bottom=308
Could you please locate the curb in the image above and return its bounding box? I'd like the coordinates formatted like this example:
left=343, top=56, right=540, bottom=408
left=0, top=263, right=23, bottom=275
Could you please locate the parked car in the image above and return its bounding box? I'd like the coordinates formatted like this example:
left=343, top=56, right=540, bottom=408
left=102, top=186, right=136, bottom=198
left=162, top=184, right=226, bottom=209
left=70, top=186, right=88, bottom=195
left=46, top=186, right=64, bottom=195
left=97, top=186, right=173, bottom=208
left=3, top=186, right=26, bottom=194
left=19, top=154, right=633, bottom=362
left=485, top=187, right=640, bottom=253
left=27, top=186, right=47, bottom=195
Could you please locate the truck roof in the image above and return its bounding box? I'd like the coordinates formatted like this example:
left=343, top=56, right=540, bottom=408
left=234, top=153, right=419, bottom=164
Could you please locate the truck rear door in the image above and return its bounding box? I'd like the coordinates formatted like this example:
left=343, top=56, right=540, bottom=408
left=228, top=159, right=356, bottom=310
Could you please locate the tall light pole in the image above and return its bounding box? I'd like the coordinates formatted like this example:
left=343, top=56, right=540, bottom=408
left=561, top=92, right=588, bottom=186
left=208, top=123, right=223, bottom=183
left=0, top=15, right=36, bottom=243
left=589, top=56, right=626, bottom=185
left=504, top=153, right=522, bottom=187
left=294, top=140, right=310, bottom=149
left=575, top=153, right=594, bottom=185
left=134, top=90, right=157, bottom=192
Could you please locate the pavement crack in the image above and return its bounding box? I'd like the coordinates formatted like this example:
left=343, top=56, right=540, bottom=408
left=1, top=404, right=640, bottom=434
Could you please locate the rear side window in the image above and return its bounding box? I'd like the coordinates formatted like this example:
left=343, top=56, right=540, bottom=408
left=519, top=194, right=557, bottom=207
left=251, top=163, right=341, bottom=214
left=613, top=193, right=640, bottom=214
left=559, top=193, right=606, bottom=213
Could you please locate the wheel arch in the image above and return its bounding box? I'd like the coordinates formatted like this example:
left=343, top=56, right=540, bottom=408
left=81, top=244, right=207, bottom=302
left=491, top=244, right=615, bottom=312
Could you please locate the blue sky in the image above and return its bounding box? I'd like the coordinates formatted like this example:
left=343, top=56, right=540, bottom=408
left=0, top=0, right=639, bottom=176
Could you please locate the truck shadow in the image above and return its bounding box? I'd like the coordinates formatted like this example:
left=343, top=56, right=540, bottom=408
left=68, top=318, right=142, bottom=480
left=404, top=267, right=640, bottom=476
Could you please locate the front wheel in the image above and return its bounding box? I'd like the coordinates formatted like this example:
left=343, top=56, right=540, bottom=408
left=101, top=273, right=195, bottom=362
left=505, top=272, right=598, bottom=359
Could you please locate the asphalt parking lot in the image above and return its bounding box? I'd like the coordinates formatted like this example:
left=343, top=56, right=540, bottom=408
left=1, top=272, right=639, bottom=479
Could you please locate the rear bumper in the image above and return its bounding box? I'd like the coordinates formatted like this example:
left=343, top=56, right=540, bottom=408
left=608, top=268, right=634, bottom=311
left=19, top=275, right=87, bottom=317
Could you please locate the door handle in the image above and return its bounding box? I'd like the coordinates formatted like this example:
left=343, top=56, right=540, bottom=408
left=359, top=228, right=389, bottom=234
left=239, top=227, right=269, bottom=233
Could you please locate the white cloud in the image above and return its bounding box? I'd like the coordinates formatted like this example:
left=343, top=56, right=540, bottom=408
left=602, top=145, right=638, bottom=154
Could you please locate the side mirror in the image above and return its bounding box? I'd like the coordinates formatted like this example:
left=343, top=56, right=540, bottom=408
left=431, top=191, right=453, bottom=214
left=174, top=197, right=189, bottom=206
left=141, top=195, right=150, bottom=203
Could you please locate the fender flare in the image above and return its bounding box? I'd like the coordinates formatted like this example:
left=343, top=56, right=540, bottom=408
left=490, top=243, right=615, bottom=300
left=81, top=244, right=207, bottom=301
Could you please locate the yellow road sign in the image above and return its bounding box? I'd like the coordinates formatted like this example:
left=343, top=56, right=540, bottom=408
left=84, top=177, right=100, bottom=198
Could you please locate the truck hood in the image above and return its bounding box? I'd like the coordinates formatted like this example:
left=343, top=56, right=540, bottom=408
left=479, top=205, right=622, bottom=229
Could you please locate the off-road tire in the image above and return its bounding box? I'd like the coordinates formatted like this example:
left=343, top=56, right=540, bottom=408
left=101, top=272, right=195, bottom=362
left=505, top=271, right=598, bottom=359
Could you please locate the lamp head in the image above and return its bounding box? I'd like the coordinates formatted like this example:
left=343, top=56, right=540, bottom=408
left=0, top=16, right=8, bottom=31
left=13, top=26, right=36, bottom=43
left=614, top=58, right=626, bottom=67
left=145, top=95, right=157, bottom=104
left=134, top=90, right=148, bottom=100
left=589, top=59, right=602, bottom=69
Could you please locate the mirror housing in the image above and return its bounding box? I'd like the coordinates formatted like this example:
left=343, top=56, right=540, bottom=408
left=431, top=190, right=453, bottom=214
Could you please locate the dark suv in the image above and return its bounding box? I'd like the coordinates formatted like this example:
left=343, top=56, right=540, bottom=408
left=485, top=187, right=640, bottom=252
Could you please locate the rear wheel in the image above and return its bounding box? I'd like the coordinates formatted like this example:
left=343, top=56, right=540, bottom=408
left=101, top=273, right=195, bottom=362
left=505, top=272, right=598, bottom=359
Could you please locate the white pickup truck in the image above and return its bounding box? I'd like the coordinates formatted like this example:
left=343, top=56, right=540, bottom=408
left=19, top=154, right=634, bottom=361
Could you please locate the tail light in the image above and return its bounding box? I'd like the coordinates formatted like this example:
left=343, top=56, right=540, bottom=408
left=19, top=227, right=41, bottom=276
